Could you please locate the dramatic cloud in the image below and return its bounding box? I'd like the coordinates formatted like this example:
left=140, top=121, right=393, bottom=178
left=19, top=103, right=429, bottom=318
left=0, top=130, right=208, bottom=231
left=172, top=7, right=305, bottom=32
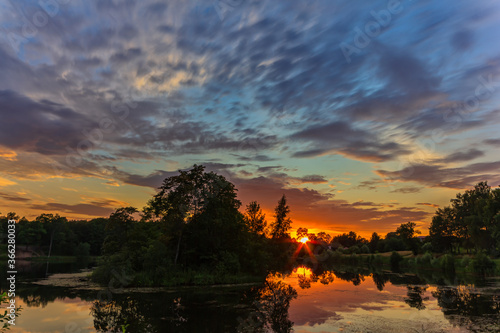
left=390, top=186, right=423, bottom=194
left=0, top=90, right=97, bottom=155
left=29, top=203, right=114, bottom=217
left=0, top=192, right=30, bottom=202
left=0, top=0, right=499, bottom=231
left=377, top=161, right=500, bottom=189
left=438, top=148, right=484, bottom=163
left=291, top=121, right=410, bottom=162
left=484, top=138, right=500, bottom=146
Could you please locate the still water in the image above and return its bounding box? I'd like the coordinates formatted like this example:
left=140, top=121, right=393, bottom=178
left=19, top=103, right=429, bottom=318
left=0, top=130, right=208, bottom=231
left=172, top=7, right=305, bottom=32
left=2, top=261, right=500, bottom=332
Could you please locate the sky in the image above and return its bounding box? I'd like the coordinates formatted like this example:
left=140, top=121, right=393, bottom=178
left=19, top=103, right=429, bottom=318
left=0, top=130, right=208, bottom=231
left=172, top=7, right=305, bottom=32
left=1, top=0, right=500, bottom=238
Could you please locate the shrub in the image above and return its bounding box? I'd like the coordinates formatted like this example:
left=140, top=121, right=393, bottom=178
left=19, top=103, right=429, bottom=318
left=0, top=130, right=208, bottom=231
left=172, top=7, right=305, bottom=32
left=460, top=256, right=471, bottom=269
left=439, top=254, right=455, bottom=273
left=360, top=244, right=370, bottom=254
left=421, top=242, right=433, bottom=253
left=214, top=251, right=241, bottom=276
left=472, top=252, right=496, bottom=274
left=328, top=249, right=343, bottom=263
left=349, top=245, right=360, bottom=254
left=416, top=252, right=433, bottom=267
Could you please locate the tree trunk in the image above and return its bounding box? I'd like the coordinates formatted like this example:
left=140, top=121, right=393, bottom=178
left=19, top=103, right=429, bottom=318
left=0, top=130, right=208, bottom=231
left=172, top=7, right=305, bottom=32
left=45, top=231, right=54, bottom=277
left=174, top=230, right=182, bottom=265
left=47, top=230, right=54, bottom=259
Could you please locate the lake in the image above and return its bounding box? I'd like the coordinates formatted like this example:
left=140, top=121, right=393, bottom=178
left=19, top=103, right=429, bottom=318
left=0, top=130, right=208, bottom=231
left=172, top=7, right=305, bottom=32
left=2, top=261, right=500, bottom=332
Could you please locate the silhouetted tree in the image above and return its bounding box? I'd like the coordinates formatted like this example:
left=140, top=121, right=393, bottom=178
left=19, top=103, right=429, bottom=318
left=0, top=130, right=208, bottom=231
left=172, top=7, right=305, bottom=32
left=271, top=195, right=292, bottom=240
left=244, top=201, right=267, bottom=235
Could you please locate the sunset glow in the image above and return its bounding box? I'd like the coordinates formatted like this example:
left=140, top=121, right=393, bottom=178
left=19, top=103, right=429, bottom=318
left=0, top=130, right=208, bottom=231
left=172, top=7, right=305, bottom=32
left=0, top=0, right=499, bottom=238
left=299, top=237, right=309, bottom=244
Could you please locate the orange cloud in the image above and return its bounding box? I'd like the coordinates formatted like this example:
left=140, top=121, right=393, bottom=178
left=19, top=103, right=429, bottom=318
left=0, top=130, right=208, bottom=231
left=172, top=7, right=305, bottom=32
left=0, top=176, right=16, bottom=186
left=0, top=147, right=17, bottom=161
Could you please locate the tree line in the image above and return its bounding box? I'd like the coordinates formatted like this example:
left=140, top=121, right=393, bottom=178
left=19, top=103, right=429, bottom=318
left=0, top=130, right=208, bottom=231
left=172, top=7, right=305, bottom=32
left=429, top=181, right=500, bottom=255
left=1, top=166, right=499, bottom=286
left=294, top=182, right=500, bottom=257
left=0, top=212, right=106, bottom=258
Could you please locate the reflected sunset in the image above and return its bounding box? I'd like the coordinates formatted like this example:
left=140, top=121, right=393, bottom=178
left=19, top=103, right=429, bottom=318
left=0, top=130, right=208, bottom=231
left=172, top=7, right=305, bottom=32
left=1, top=0, right=500, bottom=332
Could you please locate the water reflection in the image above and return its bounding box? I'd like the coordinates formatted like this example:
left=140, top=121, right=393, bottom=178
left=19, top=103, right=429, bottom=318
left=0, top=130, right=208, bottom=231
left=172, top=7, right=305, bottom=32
left=294, top=267, right=335, bottom=289
left=3, top=264, right=500, bottom=332
left=238, top=275, right=297, bottom=333
left=404, top=285, right=429, bottom=310
left=433, top=285, right=500, bottom=332
left=91, top=297, right=154, bottom=333
left=372, top=272, right=390, bottom=291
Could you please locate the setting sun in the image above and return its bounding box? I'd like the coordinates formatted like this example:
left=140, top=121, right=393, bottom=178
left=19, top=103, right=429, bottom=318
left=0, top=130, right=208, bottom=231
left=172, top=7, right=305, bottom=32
left=299, top=237, right=309, bottom=244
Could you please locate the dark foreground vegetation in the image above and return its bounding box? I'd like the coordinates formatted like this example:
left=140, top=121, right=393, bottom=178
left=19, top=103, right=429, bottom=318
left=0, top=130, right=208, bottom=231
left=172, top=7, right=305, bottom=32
left=1, top=166, right=499, bottom=287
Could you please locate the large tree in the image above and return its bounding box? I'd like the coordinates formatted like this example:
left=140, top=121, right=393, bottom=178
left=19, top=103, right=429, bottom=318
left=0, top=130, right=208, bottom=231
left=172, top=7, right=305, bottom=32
left=144, top=165, right=244, bottom=267
left=396, top=221, right=421, bottom=254
left=35, top=213, right=67, bottom=258
left=244, top=201, right=267, bottom=235
left=270, top=195, right=292, bottom=240
left=429, top=207, right=457, bottom=253
left=429, top=182, right=500, bottom=254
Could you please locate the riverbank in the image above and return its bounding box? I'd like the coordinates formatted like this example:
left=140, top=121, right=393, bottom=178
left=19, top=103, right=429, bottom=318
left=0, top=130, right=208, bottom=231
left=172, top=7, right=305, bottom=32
left=318, top=250, right=500, bottom=276
left=30, top=268, right=262, bottom=293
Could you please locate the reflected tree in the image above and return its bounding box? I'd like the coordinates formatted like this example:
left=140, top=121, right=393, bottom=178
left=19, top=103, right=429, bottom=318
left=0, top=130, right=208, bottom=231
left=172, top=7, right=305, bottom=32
left=296, top=271, right=335, bottom=289
left=334, top=271, right=365, bottom=286
left=238, top=277, right=297, bottom=333
left=317, top=271, right=335, bottom=285
left=432, top=285, right=500, bottom=332
left=297, top=274, right=311, bottom=289
left=404, top=285, right=428, bottom=310
left=372, top=273, right=389, bottom=291
left=91, top=297, right=154, bottom=333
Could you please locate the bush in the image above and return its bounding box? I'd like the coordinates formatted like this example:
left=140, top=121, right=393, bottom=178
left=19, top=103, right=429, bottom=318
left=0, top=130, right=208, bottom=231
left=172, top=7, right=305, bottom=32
left=421, top=242, right=433, bottom=253
left=390, top=251, right=403, bottom=271
left=472, top=252, right=496, bottom=274
left=360, top=244, right=370, bottom=254
left=91, top=253, right=134, bottom=286
left=214, top=251, right=241, bottom=276
left=416, top=252, right=433, bottom=267
left=439, top=254, right=455, bottom=273
left=349, top=245, right=360, bottom=254
left=460, top=256, right=471, bottom=269
left=326, top=249, right=343, bottom=263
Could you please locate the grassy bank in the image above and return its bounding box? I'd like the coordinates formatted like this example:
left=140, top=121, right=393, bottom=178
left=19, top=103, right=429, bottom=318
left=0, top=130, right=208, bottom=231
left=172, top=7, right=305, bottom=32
left=321, top=249, right=500, bottom=276
left=0, top=254, right=99, bottom=263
